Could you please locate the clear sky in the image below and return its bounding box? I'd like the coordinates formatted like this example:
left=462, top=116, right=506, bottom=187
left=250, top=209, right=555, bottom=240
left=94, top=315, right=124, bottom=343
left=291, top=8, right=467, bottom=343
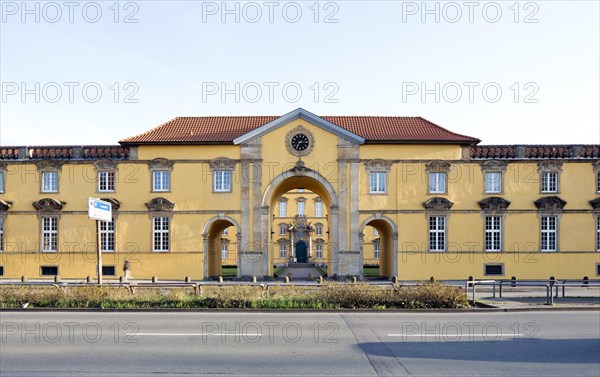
left=1, top=0, right=598, bottom=145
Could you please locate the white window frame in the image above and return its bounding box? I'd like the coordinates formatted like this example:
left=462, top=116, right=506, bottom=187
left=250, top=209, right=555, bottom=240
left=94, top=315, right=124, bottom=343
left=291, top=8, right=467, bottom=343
left=0, top=171, right=4, bottom=193
left=297, top=201, right=305, bottom=216
left=214, top=170, right=232, bottom=192
left=100, top=219, right=115, bottom=252
left=374, top=242, right=380, bottom=259
left=541, top=172, right=558, bottom=193
left=429, top=172, right=447, bottom=194
left=279, top=243, right=287, bottom=259
left=0, top=218, right=4, bottom=252
left=41, top=217, right=58, bottom=252
left=221, top=243, right=228, bottom=260
left=42, top=171, right=58, bottom=193
left=222, top=228, right=229, bottom=236
left=315, top=225, right=323, bottom=237
left=152, top=170, right=170, bottom=192
left=279, top=200, right=287, bottom=217
left=369, top=171, right=387, bottom=194
left=315, top=201, right=323, bottom=217
left=316, top=243, right=323, bottom=259
left=98, top=171, right=115, bottom=192
left=429, top=216, right=446, bottom=252
left=485, top=216, right=502, bottom=252
left=596, top=172, right=600, bottom=193
left=373, top=228, right=379, bottom=236
left=596, top=216, right=600, bottom=252
left=485, top=172, right=502, bottom=194
left=541, top=216, right=557, bottom=252
left=153, top=216, right=170, bottom=252
left=279, top=225, right=287, bottom=236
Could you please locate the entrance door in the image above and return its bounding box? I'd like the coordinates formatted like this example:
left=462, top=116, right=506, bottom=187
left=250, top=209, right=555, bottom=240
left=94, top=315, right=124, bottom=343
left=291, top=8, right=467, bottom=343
left=295, top=241, right=308, bottom=263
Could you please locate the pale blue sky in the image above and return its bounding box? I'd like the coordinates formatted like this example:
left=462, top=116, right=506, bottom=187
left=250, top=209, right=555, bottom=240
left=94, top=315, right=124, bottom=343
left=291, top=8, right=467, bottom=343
left=1, top=0, right=598, bottom=145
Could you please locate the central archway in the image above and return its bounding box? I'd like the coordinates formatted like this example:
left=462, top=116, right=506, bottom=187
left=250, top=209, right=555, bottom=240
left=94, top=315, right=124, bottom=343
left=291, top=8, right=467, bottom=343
left=260, top=164, right=340, bottom=277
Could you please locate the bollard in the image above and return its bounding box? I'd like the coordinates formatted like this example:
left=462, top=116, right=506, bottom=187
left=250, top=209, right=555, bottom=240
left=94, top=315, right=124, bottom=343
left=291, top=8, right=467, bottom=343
left=86, top=275, right=92, bottom=283
left=119, top=276, right=124, bottom=283
left=352, top=276, right=357, bottom=284
left=152, top=276, right=158, bottom=283
left=430, top=276, right=436, bottom=283
left=284, top=276, right=290, bottom=284
left=391, top=275, right=398, bottom=284
left=317, top=276, right=323, bottom=284
left=185, top=276, right=191, bottom=283
left=468, top=276, right=474, bottom=281
left=583, top=276, right=589, bottom=285
left=511, top=276, right=517, bottom=287
left=252, top=276, right=257, bottom=283
left=21, top=275, right=28, bottom=282
left=54, top=275, right=60, bottom=283
left=218, top=276, right=223, bottom=283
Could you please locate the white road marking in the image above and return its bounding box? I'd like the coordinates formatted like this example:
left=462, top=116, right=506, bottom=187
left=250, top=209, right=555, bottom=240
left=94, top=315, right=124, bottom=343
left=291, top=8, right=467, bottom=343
left=129, top=333, right=262, bottom=336
left=388, top=334, right=523, bottom=337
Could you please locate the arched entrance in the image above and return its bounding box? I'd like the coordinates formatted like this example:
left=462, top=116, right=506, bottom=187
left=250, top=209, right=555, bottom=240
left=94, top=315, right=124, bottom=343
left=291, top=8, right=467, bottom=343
left=359, top=215, right=398, bottom=279
left=202, top=215, right=242, bottom=279
left=259, top=162, right=340, bottom=277
left=295, top=240, right=308, bottom=263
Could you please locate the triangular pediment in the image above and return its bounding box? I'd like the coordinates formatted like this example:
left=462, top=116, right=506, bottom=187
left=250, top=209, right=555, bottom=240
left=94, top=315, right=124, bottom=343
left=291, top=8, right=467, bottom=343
left=232, top=108, right=365, bottom=145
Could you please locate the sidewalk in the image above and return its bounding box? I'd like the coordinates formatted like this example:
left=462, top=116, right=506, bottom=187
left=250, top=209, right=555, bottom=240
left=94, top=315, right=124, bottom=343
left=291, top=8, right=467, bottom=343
left=473, top=285, right=600, bottom=309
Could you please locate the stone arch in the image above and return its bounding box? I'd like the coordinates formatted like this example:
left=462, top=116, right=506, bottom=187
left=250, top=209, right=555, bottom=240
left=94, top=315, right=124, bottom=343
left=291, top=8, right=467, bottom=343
left=202, top=215, right=242, bottom=279
left=256, top=163, right=340, bottom=278
left=359, top=214, right=398, bottom=279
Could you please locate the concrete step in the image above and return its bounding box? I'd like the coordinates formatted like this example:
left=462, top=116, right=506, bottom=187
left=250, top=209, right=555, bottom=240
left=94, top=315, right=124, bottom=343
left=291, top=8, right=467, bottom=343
left=287, top=263, right=315, bottom=268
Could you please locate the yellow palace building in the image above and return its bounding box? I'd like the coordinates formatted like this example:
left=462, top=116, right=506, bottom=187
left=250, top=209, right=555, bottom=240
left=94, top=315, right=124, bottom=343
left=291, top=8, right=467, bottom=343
left=0, top=108, right=599, bottom=281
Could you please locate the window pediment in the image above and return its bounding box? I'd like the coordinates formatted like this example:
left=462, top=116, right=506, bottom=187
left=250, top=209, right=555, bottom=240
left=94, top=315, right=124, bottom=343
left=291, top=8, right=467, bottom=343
left=537, top=161, right=562, bottom=173
left=425, top=160, right=451, bottom=173
left=423, top=197, right=454, bottom=210
left=365, top=159, right=392, bottom=172
left=0, top=200, right=12, bottom=211
left=36, top=160, right=63, bottom=172
left=478, top=197, right=511, bottom=211
left=145, top=197, right=174, bottom=212
left=148, top=158, right=174, bottom=171
left=481, top=160, right=507, bottom=172
left=94, top=159, right=117, bottom=171
left=100, top=198, right=121, bottom=210
left=534, top=196, right=566, bottom=211
left=589, top=197, right=600, bottom=210
left=209, top=157, right=235, bottom=171
left=33, top=198, right=65, bottom=211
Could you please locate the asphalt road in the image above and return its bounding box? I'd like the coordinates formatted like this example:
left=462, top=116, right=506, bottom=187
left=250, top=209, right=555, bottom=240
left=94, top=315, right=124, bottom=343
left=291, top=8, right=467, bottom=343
left=1, top=311, right=599, bottom=376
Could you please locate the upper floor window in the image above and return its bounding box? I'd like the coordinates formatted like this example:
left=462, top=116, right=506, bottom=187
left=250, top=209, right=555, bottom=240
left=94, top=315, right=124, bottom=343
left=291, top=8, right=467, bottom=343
left=41, top=217, right=58, bottom=252
left=374, top=242, right=380, bottom=259
left=485, top=216, right=502, bottom=251
left=429, top=216, right=446, bottom=252
left=279, top=243, right=287, bottom=258
left=315, top=200, right=323, bottom=217
left=0, top=171, right=4, bottom=193
left=153, top=216, right=170, bottom=252
left=540, top=215, right=557, bottom=252
left=315, top=224, right=323, bottom=237
left=98, top=171, right=115, bottom=192
left=596, top=216, right=600, bottom=252
left=297, top=201, right=305, bottom=216
left=597, top=171, right=600, bottom=193
left=222, top=228, right=229, bottom=236
left=214, top=171, right=232, bottom=192
left=152, top=170, right=170, bottom=192
left=279, top=200, right=287, bottom=217
left=541, top=172, right=558, bottom=193
left=42, top=171, right=58, bottom=193
left=100, top=219, right=115, bottom=252
left=221, top=242, right=228, bottom=260
left=369, top=172, right=387, bottom=193
left=485, top=172, right=502, bottom=194
left=428, top=172, right=446, bottom=194
left=279, top=224, right=287, bottom=236
left=0, top=218, right=4, bottom=252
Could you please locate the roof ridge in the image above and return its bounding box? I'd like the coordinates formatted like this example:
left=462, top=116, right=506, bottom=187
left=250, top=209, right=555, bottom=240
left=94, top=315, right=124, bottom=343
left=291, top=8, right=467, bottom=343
left=416, top=116, right=480, bottom=142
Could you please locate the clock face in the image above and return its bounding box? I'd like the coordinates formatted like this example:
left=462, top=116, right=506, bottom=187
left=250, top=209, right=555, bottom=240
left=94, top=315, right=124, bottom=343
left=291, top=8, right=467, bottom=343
left=291, top=133, right=310, bottom=151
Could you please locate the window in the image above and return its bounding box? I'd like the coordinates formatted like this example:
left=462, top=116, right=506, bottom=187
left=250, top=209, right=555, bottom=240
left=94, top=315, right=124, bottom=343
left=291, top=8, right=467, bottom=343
left=279, top=225, right=287, bottom=236
left=297, top=188, right=305, bottom=192
left=597, top=172, right=600, bottom=193
left=485, top=172, right=502, bottom=193
left=541, top=216, right=557, bottom=252
left=0, top=218, right=3, bottom=252
left=152, top=170, right=170, bottom=192
left=42, top=171, right=58, bottom=192
left=100, top=219, right=115, bottom=252
left=214, top=171, right=232, bottom=192
left=222, top=228, right=229, bottom=236
left=541, top=172, right=558, bottom=193
left=41, top=217, right=58, bottom=252
left=153, top=217, right=170, bottom=252
left=373, top=228, right=379, bottom=236
left=297, top=201, right=305, bottom=216
left=429, top=216, right=446, bottom=252
left=98, top=171, right=115, bottom=192
left=0, top=266, right=3, bottom=276
left=374, top=242, right=380, bottom=259
left=279, top=243, right=287, bottom=258
left=369, top=172, right=386, bottom=193
left=221, top=243, right=228, bottom=260
left=485, top=216, right=502, bottom=251
left=429, top=172, right=446, bottom=194
left=41, top=266, right=58, bottom=276
left=597, top=216, right=600, bottom=252
left=316, top=243, right=323, bottom=259
left=102, top=266, right=116, bottom=276
left=0, top=171, right=4, bottom=193
left=315, top=201, right=323, bottom=217
left=315, top=224, right=323, bottom=237
left=279, top=200, right=287, bottom=217
left=484, top=264, right=504, bottom=276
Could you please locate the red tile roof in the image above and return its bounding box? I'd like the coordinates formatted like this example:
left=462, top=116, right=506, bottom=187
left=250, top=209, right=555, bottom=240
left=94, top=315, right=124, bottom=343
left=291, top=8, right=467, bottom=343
left=0, top=146, right=129, bottom=160
left=470, top=145, right=600, bottom=159
left=119, top=116, right=480, bottom=144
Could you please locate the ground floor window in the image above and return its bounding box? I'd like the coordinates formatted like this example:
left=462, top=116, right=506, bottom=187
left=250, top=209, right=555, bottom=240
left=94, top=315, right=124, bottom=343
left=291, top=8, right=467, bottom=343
left=316, top=243, right=323, bottom=259
left=153, top=217, right=170, bottom=252
left=374, top=242, right=380, bottom=259
left=541, top=216, right=557, bottom=252
left=41, top=217, right=58, bottom=252
left=279, top=243, right=287, bottom=258
left=429, top=216, right=446, bottom=252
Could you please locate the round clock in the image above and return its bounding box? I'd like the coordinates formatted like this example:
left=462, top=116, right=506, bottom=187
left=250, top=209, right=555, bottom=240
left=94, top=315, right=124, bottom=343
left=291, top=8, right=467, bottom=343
left=285, top=126, right=315, bottom=157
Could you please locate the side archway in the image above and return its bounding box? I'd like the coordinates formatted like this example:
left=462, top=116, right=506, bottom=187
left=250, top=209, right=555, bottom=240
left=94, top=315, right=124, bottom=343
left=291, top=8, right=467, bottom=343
left=202, top=215, right=242, bottom=279
left=359, top=215, right=398, bottom=278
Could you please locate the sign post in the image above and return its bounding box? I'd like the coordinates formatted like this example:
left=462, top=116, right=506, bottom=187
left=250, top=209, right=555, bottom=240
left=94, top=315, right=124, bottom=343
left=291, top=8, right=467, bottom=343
left=88, top=198, right=112, bottom=285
